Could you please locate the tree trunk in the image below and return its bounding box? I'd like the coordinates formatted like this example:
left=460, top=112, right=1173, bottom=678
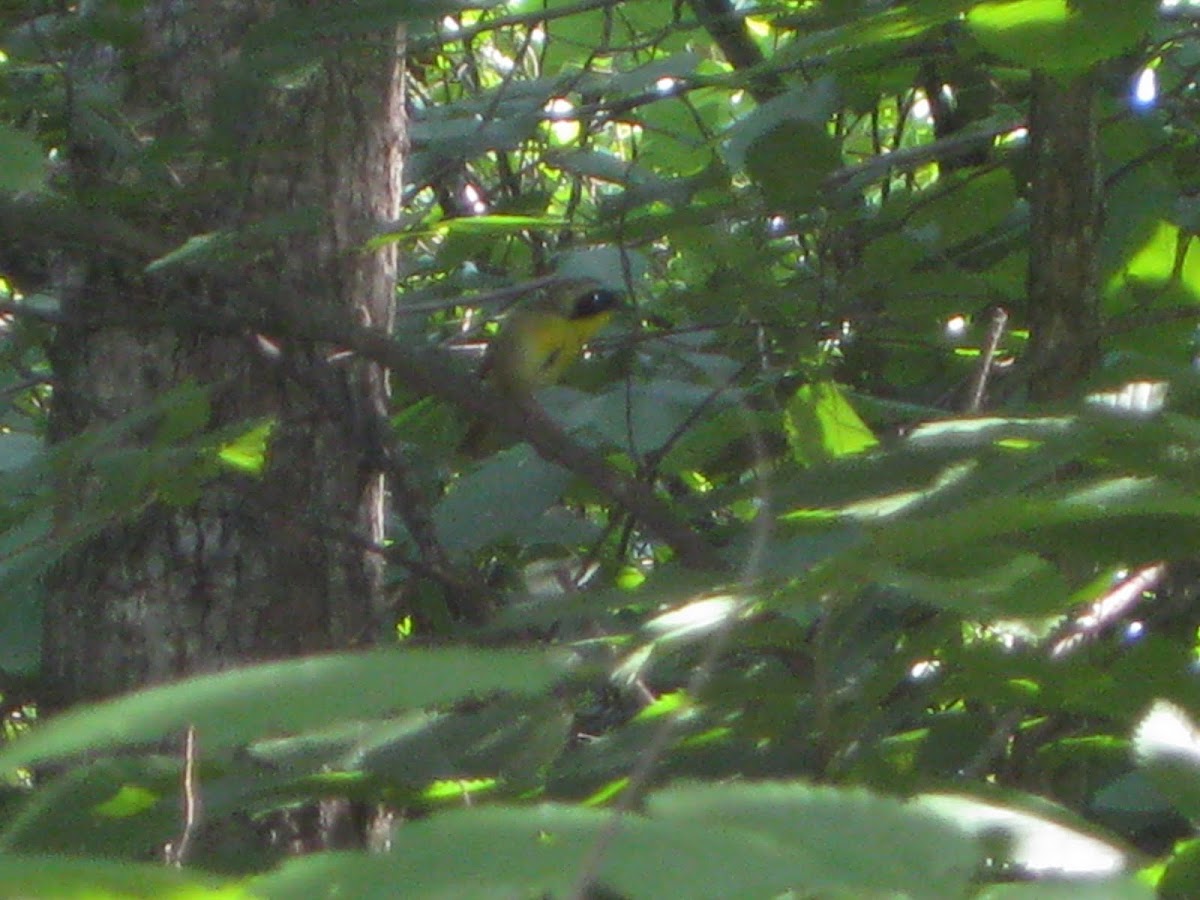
left=1025, top=72, right=1102, bottom=401
left=42, top=3, right=405, bottom=704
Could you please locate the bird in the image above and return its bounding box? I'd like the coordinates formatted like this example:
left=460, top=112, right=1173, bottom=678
left=461, top=282, right=621, bottom=453
left=481, top=283, right=622, bottom=396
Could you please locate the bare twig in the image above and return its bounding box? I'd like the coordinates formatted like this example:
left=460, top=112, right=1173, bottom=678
left=1050, top=563, right=1166, bottom=659
left=964, top=306, right=1009, bottom=414
left=165, top=725, right=200, bottom=867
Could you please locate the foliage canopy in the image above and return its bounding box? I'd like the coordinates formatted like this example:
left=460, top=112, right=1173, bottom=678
left=3, top=0, right=1200, bottom=896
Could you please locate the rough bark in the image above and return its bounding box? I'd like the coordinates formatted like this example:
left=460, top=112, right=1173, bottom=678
left=1025, top=72, right=1102, bottom=401
left=42, top=2, right=405, bottom=704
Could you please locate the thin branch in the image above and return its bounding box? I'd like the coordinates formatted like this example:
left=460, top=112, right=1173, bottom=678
left=166, top=302, right=725, bottom=571
left=964, top=307, right=1008, bottom=414
left=824, top=115, right=1025, bottom=196
left=0, top=286, right=721, bottom=569
left=411, top=0, right=622, bottom=52
left=164, top=725, right=200, bottom=867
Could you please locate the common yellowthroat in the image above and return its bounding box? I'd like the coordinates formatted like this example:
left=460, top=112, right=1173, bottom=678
left=482, top=284, right=621, bottom=396
left=461, top=283, right=621, bottom=453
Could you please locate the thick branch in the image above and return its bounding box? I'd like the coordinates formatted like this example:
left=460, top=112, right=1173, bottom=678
left=290, top=313, right=723, bottom=571
left=688, top=0, right=786, bottom=103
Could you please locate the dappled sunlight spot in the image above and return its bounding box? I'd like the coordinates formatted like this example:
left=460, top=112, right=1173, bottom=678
left=677, top=725, right=733, bottom=749
left=521, top=556, right=601, bottom=598
left=745, top=15, right=770, bottom=38
left=945, top=314, right=968, bottom=339
left=779, top=507, right=840, bottom=523
left=92, top=784, right=158, bottom=818
left=910, top=90, right=932, bottom=122
left=917, top=794, right=1127, bottom=877
left=462, top=182, right=489, bottom=215
left=422, top=778, right=496, bottom=803
left=1132, top=66, right=1158, bottom=110
left=1085, top=380, right=1168, bottom=416
left=615, top=596, right=747, bottom=691
left=479, top=43, right=515, bottom=74
left=837, top=460, right=977, bottom=520
left=994, top=437, right=1038, bottom=450
left=909, top=659, right=940, bottom=682
left=613, top=644, right=654, bottom=687
left=836, top=489, right=931, bottom=519
left=906, top=416, right=1073, bottom=446
left=1060, top=475, right=1160, bottom=509
left=644, top=593, right=742, bottom=641
left=545, top=97, right=581, bottom=143
left=633, top=691, right=689, bottom=723
left=1134, top=700, right=1200, bottom=765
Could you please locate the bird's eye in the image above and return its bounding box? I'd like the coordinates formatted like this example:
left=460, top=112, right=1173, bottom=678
left=571, top=289, right=619, bottom=319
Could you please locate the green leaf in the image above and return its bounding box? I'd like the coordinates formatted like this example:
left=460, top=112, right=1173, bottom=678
left=865, top=478, right=1200, bottom=571
left=744, top=120, right=841, bottom=213
left=0, top=431, right=42, bottom=473
left=776, top=0, right=971, bottom=65
left=0, top=758, right=178, bottom=855
left=1158, top=838, right=1200, bottom=900
left=0, top=854, right=244, bottom=898
left=350, top=696, right=571, bottom=790
left=785, top=381, right=879, bottom=465
left=1132, top=700, right=1200, bottom=824
left=0, top=125, right=46, bottom=193
left=553, top=245, right=648, bottom=288
left=908, top=169, right=1020, bottom=250
left=216, top=419, right=277, bottom=475
left=0, top=577, right=41, bottom=678
left=541, top=0, right=608, bottom=75
left=637, top=95, right=721, bottom=175
left=1105, top=221, right=1200, bottom=322
left=435, top=445, right=572, bottom=554
left=966, top=0, right=1158, bottom=75
left=975, top=878, right=1154, bottom=899
left=144, top=231, right=238, bottom=274
left=723, top=81, right=842, bottom=214
left=254, top=783, right=979, bottom=899
left=915, top=793, right=1129, bottom=877
left=153, top=383, right=211, bottom=445
left=562, top=380, right=718, bottom=451
left=648, top=781, right=980, bottom=899
left=877, top=551, right=1070, bottom=618
left=0, top=648, right=559, bottom=771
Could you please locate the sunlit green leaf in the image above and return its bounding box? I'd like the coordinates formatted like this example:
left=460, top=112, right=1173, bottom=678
left=216, top=419, right=277, bottom=475
left=0, top=855, right=244, bottom=899
left=967, top=0, right=1157, bottom=75
left=786, top=381, right=879, bottom=465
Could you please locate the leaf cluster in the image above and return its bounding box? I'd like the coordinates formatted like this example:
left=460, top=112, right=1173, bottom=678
left=3, top=0, right=1200, bottom=896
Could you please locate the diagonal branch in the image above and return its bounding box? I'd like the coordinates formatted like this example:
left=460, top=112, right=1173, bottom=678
left=297, top=313, right=723, bottom=571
